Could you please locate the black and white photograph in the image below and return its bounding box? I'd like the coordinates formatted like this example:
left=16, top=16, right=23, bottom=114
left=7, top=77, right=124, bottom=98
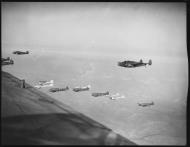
left=1, top=2, right=188, bottom=145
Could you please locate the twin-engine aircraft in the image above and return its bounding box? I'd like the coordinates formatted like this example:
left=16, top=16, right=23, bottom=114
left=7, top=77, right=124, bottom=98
left=13, top=51, right=29, bottom=55
left=2, top=57, right=11, bottom=62
left=138, top=101, right=154, bottom=107
left=1, top=57, right=14, bottom=65
left=118, top=59, right=152, bottom=68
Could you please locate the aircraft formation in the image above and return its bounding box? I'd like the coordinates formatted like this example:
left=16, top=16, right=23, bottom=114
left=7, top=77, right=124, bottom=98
left=33, top=58, right=154, bottom=104
left=34, top=80, right=128, bottom=101
left=34, top=80, right=154, bottom=105
left=2, top=52, right=154, bottom=106
left=1, top=50, right=29, bottom=66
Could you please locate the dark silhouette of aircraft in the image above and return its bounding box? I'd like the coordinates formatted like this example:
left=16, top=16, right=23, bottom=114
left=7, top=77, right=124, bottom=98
left=92, top=91, right=109, bottom=97
left=118, top=59, right=152, bottom=68
left=13, top=51, right=29, bottom=55
left=73, top=85, right=91, bottom=92
left=49, top=86, right=69, bottom=92
left=138, top=101, right=154, bottom=107
left=2, top=57, right=11, bottom=62
left=1, top=57, right=14, bottom=65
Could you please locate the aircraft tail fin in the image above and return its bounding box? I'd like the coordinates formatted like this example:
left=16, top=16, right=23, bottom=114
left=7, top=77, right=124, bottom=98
left=148, top=59, right=152, bottom=65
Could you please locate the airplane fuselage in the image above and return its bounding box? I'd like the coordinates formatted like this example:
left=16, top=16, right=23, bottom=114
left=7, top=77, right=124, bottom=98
left=2, top=61, right=14, bottom=66
left=73, top=87, right=90, bottom=92
left=118, top=59, right=152, bottom=68
left=118, top=61, right=147, bottom=68
left=49, top=87, right=69, bottom=92
left=92, top=92, right=109, bottom=97
left=13, top=51, right=29, bottom=55
left=138, top=102, right=154, bottom=107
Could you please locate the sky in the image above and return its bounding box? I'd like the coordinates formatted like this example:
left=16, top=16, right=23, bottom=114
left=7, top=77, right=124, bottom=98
left=1, top=2, right=187, bottom=58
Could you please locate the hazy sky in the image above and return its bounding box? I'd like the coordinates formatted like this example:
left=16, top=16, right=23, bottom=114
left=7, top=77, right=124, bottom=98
left=2, top=2, right=187, bottom=58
